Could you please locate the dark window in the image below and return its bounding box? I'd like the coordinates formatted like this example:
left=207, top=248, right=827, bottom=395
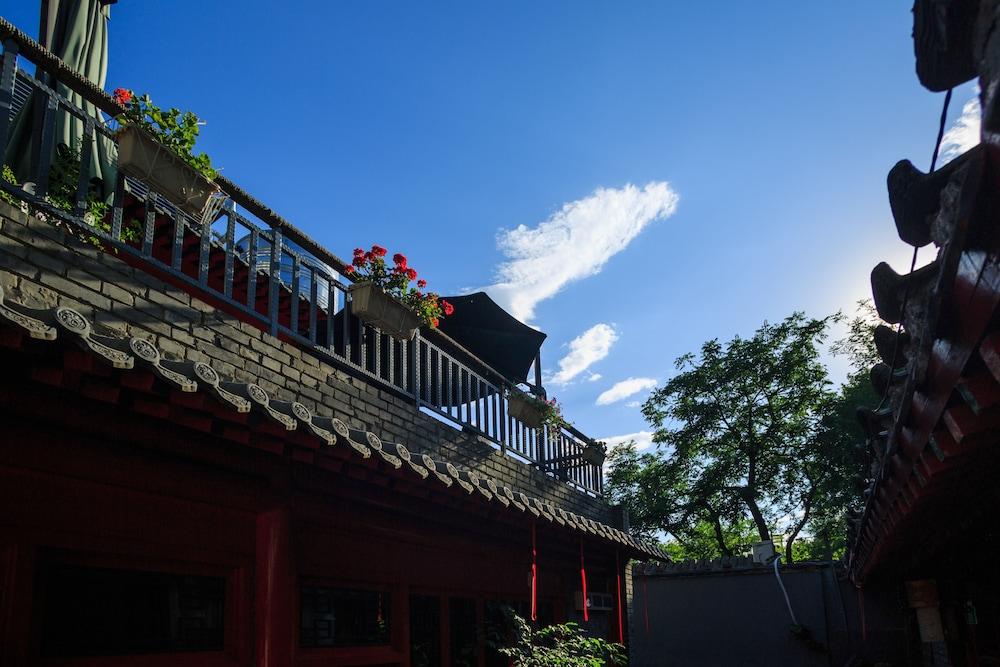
left=450, top=597, right=478, bottom=667
left=410, top=594, right=441, bottom=667
left=38, top=564, right=225, bottom=657
left=300, top=586, right=391, bottom=647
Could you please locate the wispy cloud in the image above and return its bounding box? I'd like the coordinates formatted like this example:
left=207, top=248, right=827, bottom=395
left=484, top=182, right=679, bottom=322
left=588, top=373, right=603, bottom=382
left=551, top=323, right=618, bottom=385
left=601, top=430, right=655, bottom=451
left=596, top=377, right=658, bottom=406
left=941, top=87, right=981, bottom=164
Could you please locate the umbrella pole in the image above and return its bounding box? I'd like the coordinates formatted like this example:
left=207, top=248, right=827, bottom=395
left=534, top=351, right=542, bottom=394
left=39, top=1, right=51, bottom=49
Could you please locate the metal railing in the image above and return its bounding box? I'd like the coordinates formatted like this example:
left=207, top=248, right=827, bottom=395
left=0, top=21, right=604, bottom=495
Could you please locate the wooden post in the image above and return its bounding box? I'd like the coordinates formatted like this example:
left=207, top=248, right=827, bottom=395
left=255, top=507, right=295, bottom=667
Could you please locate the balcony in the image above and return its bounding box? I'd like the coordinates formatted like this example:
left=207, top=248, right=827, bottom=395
left=0, top=19, right=606, bottom=496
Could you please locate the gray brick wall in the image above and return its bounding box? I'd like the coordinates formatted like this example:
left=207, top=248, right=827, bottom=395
left=0, top=201, right=613, bottom=522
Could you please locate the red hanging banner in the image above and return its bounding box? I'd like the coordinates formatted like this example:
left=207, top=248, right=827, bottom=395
left=580, top=538, right=589, bottom=622
left=531, top=522, right=538, bottom=622
left=615, top=550, right=624, bottom=644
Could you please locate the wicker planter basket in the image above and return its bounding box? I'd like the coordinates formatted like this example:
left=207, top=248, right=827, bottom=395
left=348, top=282, right=421, bottom=341
left=116, top=125, right=219, bottom=218
left=507, top=392, right=544, bottom=428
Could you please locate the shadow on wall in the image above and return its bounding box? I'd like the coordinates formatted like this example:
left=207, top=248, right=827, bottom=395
left=630, top=562, right=907, bottom=667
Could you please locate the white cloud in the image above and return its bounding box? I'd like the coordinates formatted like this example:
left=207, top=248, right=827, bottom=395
left=484, top=182, right=679, bottom=321
left=940, top=88, right=981, bottom=164
left=588, top=373, right=603, bottom=382
left=596, top=377, right=658, bottom=406
left=601, top=430, right=655, bottom=452
left=551, top=324, right=618, bottom=385
left=625, top=401, right=641, bottom=408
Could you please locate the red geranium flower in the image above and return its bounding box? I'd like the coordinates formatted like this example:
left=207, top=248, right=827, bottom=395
left=112, top=88, right=133, bottom=105
left=441, top=300, right=454, bottom=316
left=343, top=265, right=355, bottom=274
left=393, top=253, right=407, bottom=267
left=406, top=268, right=418, bottom=280
left=417, top=279, right=427, bottom=288
left=352, top=255, right=365, bottom=267
left=371, top=245, right=387, bottom=257
left=353, top=247, right=365, bottom=257
left=431, top=317, right=440, bottom=328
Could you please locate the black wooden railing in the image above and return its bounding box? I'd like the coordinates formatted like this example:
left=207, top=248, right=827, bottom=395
left=0, top=20, right=604, bottom=495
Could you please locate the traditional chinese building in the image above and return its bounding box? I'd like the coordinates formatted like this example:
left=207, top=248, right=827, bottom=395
left=0, top=15, right=660, bottom=667
left=849, top=0, right=1000, bottom=663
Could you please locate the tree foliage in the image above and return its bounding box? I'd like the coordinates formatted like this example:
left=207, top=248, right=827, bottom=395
left=607, top=309, right=874, bottom=562
left=493, top=608, right=626, bottom=667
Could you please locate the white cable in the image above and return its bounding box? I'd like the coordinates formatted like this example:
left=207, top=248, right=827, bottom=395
left=773, top=554, right=799, bottom=626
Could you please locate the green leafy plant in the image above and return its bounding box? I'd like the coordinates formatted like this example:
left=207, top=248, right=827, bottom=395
left=43, top=143, right=142, bottom=246
left=1, top=164, right=19, bottom=208
left=1, top=143, right=141, bottom=248
left=346, top=244, right=453, bottom=329
left=493, top=608, right=627, bottom=667
left=113, top=88, right=216, bottom=180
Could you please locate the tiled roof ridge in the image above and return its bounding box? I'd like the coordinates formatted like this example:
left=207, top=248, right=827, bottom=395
left=634, top=557, right=833, bottom=576
left=0, top=280, right=665, bottom=561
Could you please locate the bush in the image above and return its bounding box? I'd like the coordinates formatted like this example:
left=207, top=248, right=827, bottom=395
left=493, top=608, right=627, bottom=667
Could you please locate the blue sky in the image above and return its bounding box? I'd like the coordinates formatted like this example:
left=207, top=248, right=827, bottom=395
left=6, top=2, right=980, bottom=447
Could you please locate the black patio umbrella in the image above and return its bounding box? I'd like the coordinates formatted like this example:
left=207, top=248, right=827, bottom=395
left=6, top=0, right=117, bottom=198
left=435, top=292, right=546, bottom=386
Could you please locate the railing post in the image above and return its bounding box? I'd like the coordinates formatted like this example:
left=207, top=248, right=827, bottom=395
left=409, top=330, right=420, bottom=406
left=73, top=117, right=94, bottom=216
left=269, top=228, right=283, bottom=337
left=31, top=91, right=57, bottom=198
left=110, top=168, right=125, bottom=241
left=245, top=227, right=259, bottom=307
left=142, top=189, right=156, bottom=258
left=223, top=200, right=237, bottom=298
left=498, top=384, right=507, bottom=455
left=0, top=39, right=18, bottom=153
left=288, top=252, right=300, bottom=335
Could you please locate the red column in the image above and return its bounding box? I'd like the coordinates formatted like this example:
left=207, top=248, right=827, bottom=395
left=256, top=507, right=296, bottom=667
left=579, top=539, right=588, bottom=622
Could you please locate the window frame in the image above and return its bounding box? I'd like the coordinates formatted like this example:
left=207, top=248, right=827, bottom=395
left=30, top=548, right=248, bottom=667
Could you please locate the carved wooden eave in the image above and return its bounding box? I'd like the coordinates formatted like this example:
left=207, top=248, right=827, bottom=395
left=848, top=0, right=1000, bottom=581
left=0, top=282, right=666, bottom=561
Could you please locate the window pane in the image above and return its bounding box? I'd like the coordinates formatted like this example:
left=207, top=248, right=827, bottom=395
left=410, top=594, right=441, bottom=667
left=450, top=597, right=477, bottom=667
left=39, top=565, right=225, bottom=657
left=300, top=586, right=390, bottom=647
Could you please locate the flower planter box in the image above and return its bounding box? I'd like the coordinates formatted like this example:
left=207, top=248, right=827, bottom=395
left=582, top=442, right=607, bottom=467
left=116, top=125, right=219, bottom=218
left=507, top=392, right=544, bottom=428
left=348, top=282, right=421, bottom=341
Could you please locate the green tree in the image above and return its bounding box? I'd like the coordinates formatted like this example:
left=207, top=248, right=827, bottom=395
left=796, top=300, right=879, bottom=560
left=608, top=312, right=842, bottom=560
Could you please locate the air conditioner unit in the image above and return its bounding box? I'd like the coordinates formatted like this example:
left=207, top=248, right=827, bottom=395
left=574, top=591, right=614, bottom=612
left=751, top=540, right=776, bottom=564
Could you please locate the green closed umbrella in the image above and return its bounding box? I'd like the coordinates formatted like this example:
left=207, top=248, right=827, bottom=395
left=5, top=0, right=117, bottom=200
